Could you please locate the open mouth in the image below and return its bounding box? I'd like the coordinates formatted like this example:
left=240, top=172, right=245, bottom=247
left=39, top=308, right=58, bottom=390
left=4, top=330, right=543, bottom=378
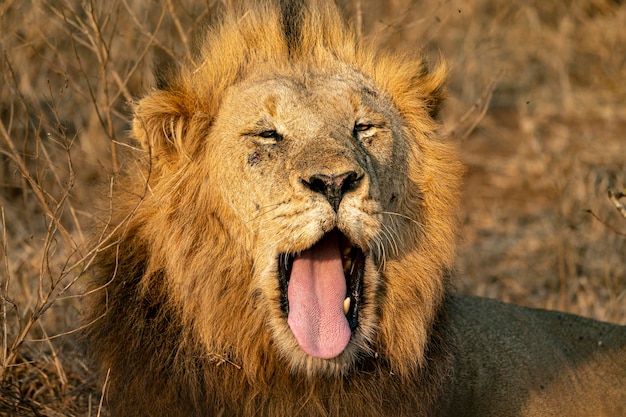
left=277, top=229, right=365, bottom=359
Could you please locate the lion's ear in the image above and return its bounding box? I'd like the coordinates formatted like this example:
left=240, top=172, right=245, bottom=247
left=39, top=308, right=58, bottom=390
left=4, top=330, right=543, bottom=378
left=375, top=57, right=447, bottom=121
left=132, top=89, right=191, bottom=162
left=416, top=61, right=447, bottom=119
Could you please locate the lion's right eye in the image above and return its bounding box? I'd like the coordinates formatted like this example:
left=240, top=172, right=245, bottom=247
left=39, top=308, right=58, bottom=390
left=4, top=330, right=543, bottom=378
left=258, top=130, right=283, bottom=142
left=354, top=124, right=373, bottom=132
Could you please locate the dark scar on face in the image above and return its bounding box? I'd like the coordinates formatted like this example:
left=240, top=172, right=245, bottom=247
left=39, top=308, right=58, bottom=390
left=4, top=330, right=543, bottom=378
left=247, top=151, right=261, bottom=166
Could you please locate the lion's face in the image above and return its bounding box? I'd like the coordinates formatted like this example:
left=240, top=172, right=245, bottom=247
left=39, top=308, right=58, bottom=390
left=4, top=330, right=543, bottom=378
left=131, top=10, right=459, bottom=378
left=206, top=67, right=409, bottom=372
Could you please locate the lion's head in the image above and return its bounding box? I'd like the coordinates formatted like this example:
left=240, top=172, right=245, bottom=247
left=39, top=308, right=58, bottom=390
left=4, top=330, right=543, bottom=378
left=101, top=0, right=462, bottom=383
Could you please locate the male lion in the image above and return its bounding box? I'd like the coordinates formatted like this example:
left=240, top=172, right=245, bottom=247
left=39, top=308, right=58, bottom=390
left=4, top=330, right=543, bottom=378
left=87, top=1, right=626, bottom=416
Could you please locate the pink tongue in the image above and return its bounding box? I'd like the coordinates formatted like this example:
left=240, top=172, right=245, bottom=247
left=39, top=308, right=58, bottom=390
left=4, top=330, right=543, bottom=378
left=287, top=232, right=351, bottom=359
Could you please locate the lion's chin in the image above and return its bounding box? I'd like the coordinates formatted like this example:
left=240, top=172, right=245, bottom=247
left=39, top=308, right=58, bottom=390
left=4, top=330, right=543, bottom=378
left=278, top=229, right=365, bottom=359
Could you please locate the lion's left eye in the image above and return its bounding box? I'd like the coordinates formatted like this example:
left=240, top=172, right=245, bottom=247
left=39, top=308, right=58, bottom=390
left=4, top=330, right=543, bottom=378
left=353, top=123, right=376, bottom=143
left=353, top=123, right=374, bottom=133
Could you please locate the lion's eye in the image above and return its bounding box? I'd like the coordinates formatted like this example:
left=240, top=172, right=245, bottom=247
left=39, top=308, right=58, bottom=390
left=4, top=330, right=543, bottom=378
left=258, top=130, right=283, bottom=142
left=354, top=123, right=373, bottom=133
left=353, top=123, right=376, bottom=144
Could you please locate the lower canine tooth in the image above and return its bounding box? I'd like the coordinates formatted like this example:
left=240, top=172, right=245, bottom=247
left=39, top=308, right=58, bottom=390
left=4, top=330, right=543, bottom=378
left=343, top=297, right=351, bottom=315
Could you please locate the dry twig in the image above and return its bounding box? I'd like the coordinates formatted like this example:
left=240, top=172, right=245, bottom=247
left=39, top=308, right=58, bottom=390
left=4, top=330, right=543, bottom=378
left=608, top=189, right=626, bottom=220
left=446, top=69, right=503, bottom=142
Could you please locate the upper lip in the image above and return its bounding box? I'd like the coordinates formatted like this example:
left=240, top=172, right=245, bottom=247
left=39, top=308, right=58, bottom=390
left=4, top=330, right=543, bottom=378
left=278, top=229, right=365, bottom=331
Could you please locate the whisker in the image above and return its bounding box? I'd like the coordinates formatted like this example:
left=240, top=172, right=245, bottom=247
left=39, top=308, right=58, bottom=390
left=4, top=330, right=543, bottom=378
left=369, top=234, right=386, bottom=272
left=381, top=224, right=399, bottom=258
left=379, top=236, right=387, bottom=272
left=246, top=203, right=283, bottom=223
left=388, top=224, right=402, bottom=256
left=381, top=211, right=425, bottom=231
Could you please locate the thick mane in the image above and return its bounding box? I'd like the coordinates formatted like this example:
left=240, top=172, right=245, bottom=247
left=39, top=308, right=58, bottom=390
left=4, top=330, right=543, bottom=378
left=279, top=0, right=306, bottom=52
left=88, top=1, right=463, bottom=416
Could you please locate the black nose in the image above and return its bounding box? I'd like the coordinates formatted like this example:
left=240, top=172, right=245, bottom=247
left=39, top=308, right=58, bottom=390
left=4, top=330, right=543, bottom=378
left=302, top=171, right=362, bottom=212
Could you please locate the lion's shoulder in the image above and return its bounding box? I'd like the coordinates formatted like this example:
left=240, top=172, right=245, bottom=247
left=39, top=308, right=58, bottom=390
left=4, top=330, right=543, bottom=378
left=444, top=296, right=626, bottom=416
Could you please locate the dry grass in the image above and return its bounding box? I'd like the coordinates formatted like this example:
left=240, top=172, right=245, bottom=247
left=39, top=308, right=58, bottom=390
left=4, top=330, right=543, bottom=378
left=1, top=0, right=624, bottom=415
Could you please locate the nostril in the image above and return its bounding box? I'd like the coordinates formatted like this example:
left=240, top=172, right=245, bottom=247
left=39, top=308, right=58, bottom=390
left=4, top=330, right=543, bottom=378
left=306, top=176, right=331, bottom=196
left=341, top=171, right=361, bottom=195
left=302, top=171, right=362, bottom=212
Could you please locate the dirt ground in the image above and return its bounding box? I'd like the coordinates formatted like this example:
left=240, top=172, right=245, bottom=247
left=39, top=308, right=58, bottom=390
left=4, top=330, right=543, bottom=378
left=1, top=0, right=625, bottom=415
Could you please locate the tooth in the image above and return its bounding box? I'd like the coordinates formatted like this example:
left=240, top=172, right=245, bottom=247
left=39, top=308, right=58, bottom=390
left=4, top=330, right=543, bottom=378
left=343, top=259, right=352, bottom=274
left=343, top=297, right=351, bottom=315
left=342, top=246, right=352, bottom=257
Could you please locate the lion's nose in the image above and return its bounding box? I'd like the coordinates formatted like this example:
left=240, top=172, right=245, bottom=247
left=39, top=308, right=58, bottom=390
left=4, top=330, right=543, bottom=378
left=302, top=171, right=363, bottom=212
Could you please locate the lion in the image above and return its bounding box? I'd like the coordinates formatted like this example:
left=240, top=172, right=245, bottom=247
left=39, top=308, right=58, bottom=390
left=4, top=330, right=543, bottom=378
left=86, top=1, right=626, bottom=416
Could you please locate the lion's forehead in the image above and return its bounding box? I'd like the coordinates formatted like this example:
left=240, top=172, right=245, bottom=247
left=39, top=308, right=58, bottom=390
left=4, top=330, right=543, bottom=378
left=222, top=72, right=384, bottom=131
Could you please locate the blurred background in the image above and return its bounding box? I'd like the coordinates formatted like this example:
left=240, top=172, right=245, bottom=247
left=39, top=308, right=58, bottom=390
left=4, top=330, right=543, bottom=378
left=1, top=0, right=625, bottom=415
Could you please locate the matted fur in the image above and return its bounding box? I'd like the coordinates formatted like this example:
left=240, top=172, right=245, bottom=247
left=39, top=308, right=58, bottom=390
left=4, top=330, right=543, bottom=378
left=87, top=1, right=626, bottom=416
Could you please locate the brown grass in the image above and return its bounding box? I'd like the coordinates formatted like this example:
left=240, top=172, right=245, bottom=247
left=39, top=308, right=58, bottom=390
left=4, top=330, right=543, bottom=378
left=1, top=0, right=624, bottom=415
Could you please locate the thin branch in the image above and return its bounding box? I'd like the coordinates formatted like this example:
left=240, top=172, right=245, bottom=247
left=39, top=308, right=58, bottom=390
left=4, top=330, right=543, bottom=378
left=608, top=189, right=626, bottom=219
left=446, top=69, right=503, bottom=142
left=121, top=0, right=177, bottom=57
left=0, top=120, right=73, bottom=247
left=166, top=0, right=192, bottom=60
left=1, top=207, right=10, bottom=369
left=586, top=209, right=626, bottom=237
left=97, top=368, right=111, bottom=417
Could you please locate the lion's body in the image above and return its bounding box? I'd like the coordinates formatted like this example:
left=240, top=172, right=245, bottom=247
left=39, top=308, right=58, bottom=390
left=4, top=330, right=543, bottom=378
left=448, top=297, right=626, bottom=416
left=86, top=1, right=626, bottom=416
